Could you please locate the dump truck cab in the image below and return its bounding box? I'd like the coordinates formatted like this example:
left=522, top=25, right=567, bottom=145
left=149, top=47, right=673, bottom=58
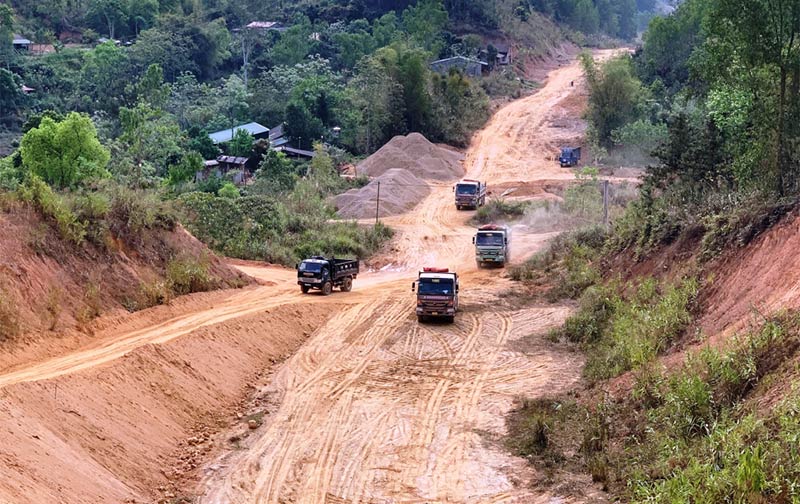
left=473, top=224, right=510, bottom=267
left=412, top=267, right=459, bottom=323
left=559, top=146, right=581, bottom=167
left=454, top=179, right=487, bottom=210
left=297, top=256, right=359, bottom=295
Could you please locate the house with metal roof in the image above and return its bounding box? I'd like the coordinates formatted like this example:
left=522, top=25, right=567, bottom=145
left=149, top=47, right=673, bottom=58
left=12, top=35, right=31, bottom=51
left=430, top=56, right=488, bottom=78
left=208, top=122, right=269, bottom=145
left=245, top=21, right=287, bottom=32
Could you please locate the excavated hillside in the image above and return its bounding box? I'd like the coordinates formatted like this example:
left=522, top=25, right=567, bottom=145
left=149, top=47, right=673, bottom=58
left=0, top=199, right=252, bottom=370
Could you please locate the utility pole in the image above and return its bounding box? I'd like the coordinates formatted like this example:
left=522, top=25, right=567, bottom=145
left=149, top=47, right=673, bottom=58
left=375, top=181, right=381, bottom=225
left=602, top=179, right=609, bottom=229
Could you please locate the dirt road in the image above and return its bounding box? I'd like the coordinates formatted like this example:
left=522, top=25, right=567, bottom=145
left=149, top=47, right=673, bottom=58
left=0, top=52, right=609, bottom=503
left=197, top=54, right=610, bottom=503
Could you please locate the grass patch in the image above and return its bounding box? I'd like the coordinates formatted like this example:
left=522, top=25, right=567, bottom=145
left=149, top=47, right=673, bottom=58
left=509, top=226, right=606, bottom=301
left=471, top=198, right=529, bottom=225
left=558, top=277, right=699, bottom=381
left=166, top=256, right=215, bottom=296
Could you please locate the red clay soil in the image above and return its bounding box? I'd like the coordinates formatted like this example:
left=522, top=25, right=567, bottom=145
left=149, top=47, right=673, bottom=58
left=0, top=302, right=333, bottom=504
left=699, top=210, right=800, bottom=339
left=0, top=204, right=252, bottom=367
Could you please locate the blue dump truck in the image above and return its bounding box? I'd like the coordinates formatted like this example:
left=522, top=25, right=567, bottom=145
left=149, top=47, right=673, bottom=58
left=559, top=146, right=581, bottom=167
left=412, top=267, right=459, bottom=323
left=473, top=224, right=511, bottom=267
left=296, top=256, right=359, bottom=295
left=454, top=179, right=487, bottom=210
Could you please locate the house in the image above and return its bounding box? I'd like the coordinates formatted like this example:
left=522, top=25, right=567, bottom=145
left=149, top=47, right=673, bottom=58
left=30, top=44, right=56, bottom=55
left=12, top=35, right=31, bottom=51
left=430, top=56, right=488, bottom=78
left=208, top=122, right=269, bottom=145
left=481, top=43, right=513, bottom=66
left=21, top=85, right=34, bottom=94
left=196, top=156, right=251, bottom=185
left=97, top=37, right=121, bottom=46
left=268, top=123, right=290, bottom=148
left=274, top=146, right=315, bottom=159
left=245, top=21, right=287, bottom=32
left=494, top=43, right=512, bottom=65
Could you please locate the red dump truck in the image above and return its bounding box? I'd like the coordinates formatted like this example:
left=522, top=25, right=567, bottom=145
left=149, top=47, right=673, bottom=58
left=412, top=267, right=459, bottom=323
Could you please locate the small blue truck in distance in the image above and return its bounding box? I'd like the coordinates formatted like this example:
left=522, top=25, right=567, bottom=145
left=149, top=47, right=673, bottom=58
left=559, top=147, right=581, bottom=167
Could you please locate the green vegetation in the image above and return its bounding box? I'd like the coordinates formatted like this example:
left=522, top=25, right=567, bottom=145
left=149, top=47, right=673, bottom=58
left=510, top=314, right=800, bottom=502
left=472, top=199, right=528, bottom=225
left=566, top=277, right=699, bottom=380
left=0, top=289, right=20, bottom=341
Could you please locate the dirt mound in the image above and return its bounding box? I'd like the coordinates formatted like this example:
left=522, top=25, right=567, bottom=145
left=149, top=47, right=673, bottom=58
left=335, top=168, right=430, bottom=219
left=356, top=133, right=464, bottom=181
left=0, top=204, right=252, bottom=362
left=0, top=301, right=334, bottom=504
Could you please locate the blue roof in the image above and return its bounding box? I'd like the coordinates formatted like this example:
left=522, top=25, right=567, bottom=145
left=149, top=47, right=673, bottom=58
left=209, top=122, right=269, bottom=144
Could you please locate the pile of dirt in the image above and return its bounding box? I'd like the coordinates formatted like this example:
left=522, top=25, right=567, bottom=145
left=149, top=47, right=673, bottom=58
left=336, top=133, right=463, bottom=218
left=335, top=168, right=430, bottom=219
left=356, top=133, right=464, bottom=181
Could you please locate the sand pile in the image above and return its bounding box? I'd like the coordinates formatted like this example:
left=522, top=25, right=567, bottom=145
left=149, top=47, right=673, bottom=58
left=356, top=133, right=464, bottom=181
left=335, top=168, right=431, bottom=219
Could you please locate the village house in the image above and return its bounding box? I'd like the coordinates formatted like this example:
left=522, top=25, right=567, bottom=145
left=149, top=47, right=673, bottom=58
left=430, top=56, right=488, bottom=78
left=12, top=35, right=31, bottom=51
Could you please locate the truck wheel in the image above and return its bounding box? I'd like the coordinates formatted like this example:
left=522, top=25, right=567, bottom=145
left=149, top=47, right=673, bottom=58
left=417, top=315, right=425, bottom=323
left=341, top=277, right=353, bottom=292
left=456, top=205, right=462, bottom=210
left=447, top=316, right=455, bottom=324
left=476, top=260, right=482, bottom=269
left=321, top=282, right=332, bottom=296
left=301, top=285, right=310, bottom=294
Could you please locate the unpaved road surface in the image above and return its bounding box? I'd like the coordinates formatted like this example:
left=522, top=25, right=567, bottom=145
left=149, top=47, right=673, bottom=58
left=0, top=52, right=613, bottom=504
left=198, top=53, right=614, bottom=503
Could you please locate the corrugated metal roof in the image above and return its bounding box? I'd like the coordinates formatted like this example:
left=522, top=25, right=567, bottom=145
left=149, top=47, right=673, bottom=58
left=208, top=122, right=268, bottom=144
left=430, top=56, right=488, bottom=66
left=270, top=137, right=290, bottom=148
left=274, top=146, right=315, bottom=158
left=13, top=35, right=32, bottom=45
left=216, top=155, right=248, bottom=165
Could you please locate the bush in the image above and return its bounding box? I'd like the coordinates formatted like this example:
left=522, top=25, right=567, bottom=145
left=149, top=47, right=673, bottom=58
left=107, top=185, right=176, bottom=246
left=472, top=198, right=528, bottom=225
left=17, top=175, right=86, bottom=245
left=0, top=290, right=21, bottom=341
left=166, top=257, right=214, bottom=295
left=217, top=182, right=240, bottom=199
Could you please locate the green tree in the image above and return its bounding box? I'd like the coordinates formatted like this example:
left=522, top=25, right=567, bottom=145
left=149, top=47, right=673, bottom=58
left=403, top=0, right=448, bottom=54
left=87, top=0, right=129, bottom=39
left=228, top=128, right=254, bottom=157
left=128, top=0, right=158, bottom=35
left=255, top=150, right=296, bottom=193
left=582, top=53, right=646, bottom=147
left=167, top=151, right=202, bottom=185
left=218, top=182, right=240, bottom=198
left=19, top=112, right=111, bottom=188
left=0, top=69, right=23, bottom=119
left=0, top=4, right=14, bottom=70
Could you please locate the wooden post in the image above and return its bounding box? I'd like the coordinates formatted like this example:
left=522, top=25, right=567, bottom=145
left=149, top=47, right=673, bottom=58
left=602, top=179, right=609, bottom=229
left=375, top=181, right=381, bottom=225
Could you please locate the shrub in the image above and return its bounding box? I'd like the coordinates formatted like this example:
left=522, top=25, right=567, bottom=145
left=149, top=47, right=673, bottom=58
left=17, top=175, right=86, bottom=245
left=217, top=182, right=240, bottom=199
left=107, top=185, right=176, bottom=246
left=0, top=290, right=21, bottom=341
left=166, top=257, right=214, bottom=295
left=472, top=198, right=528, bottom=225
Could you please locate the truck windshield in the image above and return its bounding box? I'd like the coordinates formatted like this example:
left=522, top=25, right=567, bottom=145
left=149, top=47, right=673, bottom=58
left=456, top=184, right=477, bottom=195
left=418, top=278, right=454, bottom=295
left=299, top=261, right=323, bottom=272
left=561, top=149, right=572, bottom=157
left=476, top=233, right=504, bottom=246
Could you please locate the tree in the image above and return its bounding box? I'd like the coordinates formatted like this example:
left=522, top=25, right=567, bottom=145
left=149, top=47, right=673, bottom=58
left=285, top=101, right=324, bottom=148
left=19, top=112, right=111, bottom=188
left=344, top=55, right=404, bottom=152
left=167, top=151, right=202, bottom=185
left=0, top=4, right=14, bottom=70
left=707, top=0, right=800, bottom=194
left=218, top=182, right=240, bottom=198
left=128, top=0, right=158, bottom=35
left=87, top=0, right=129, bottom=39
left=133, top=63, right=169, bottom=109
left=0, top=69, right=23, bottom=119
left=582, top=53, right=646, bottom=147
left=403, top=0, right=448, bottom=54
left=79, top=41, right=130, bottom=112
left=233, top=26, right=261, bottom=86
left=228, top=129, right=254, bottom=157
left=255, top=150, right=296, bottom=192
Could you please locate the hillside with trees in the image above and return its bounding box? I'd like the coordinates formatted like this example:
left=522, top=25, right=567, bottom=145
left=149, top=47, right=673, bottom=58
left=507, top=0, right=800, bottom=502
